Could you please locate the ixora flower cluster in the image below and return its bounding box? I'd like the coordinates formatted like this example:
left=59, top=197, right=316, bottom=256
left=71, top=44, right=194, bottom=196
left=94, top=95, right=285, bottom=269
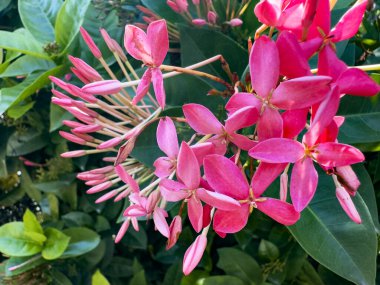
left=50, top=0, right=380, bottom=275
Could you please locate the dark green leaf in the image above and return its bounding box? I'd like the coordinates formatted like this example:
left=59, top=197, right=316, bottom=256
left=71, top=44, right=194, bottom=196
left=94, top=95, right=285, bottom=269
left=129, top=270, right=147, bottom=285
left=55, top=0, right=91, bottom=52
left=217, top=247, right=263, bottom=285
left=258, top=240, right=280, bottom=262
left=141, top=0, right=183, bottom=23
left=120, top=227, right=148, bottom=250
left=20, top=166, right=42, bottom=201
left=196, top=276, right=245, bottom=285
left=103, top=257, right=133, bottom=278
left=181, top=270, right=209, bottom=285
left=62, top=211, right=94, bottom=228
left=288, top=168, right=377, bottom=285
left=4, top=256, right=45, bottom=277
left=61, top=227, right=100, bottom=258
left=163, top=262, right=183, bottom=285
left=42, top=228, right=70, bottom=260
left=51, top=268, right=73, bottom=285
left=6, top=128, right=48, bottom=156
left=295, top=261, right=325, bottom=285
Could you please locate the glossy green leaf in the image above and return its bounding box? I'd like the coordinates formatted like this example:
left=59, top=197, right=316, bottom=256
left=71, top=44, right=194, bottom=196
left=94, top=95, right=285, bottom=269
left=217, top=248, right=263, bottom=285
left=181, top=270, right=210, bottom=285
left=55, top=0, right=91, bottom=52
left=42, top=228, right=70, bottom=260
left=62, top=211, right=94, bottom=228
left=92, top=269, right=110, bottom=285
left=23, top=209, right=43, bottom=235
left=61, top=227, right=100, bottom=258
left=0, top=222, right=43, bottom=256
left=288, top=168, right=377, bottom=285
left=196, top=276, right=245, bottom=285
left=0, top=55, right=55, bottom=78
left=258, top=240, right=280, bottom=262
left=18, top=0, right=62, bottom=43
left=0, top=29, right=50, bottom=59
left=4, top=256, right=45, bottom=277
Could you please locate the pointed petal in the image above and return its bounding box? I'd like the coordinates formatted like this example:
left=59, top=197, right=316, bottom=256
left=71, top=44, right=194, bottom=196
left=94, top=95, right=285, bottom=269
left=177, top=142, right=200, bottom=189
left=337, top=68, right=380, bottom=96
left=300, top=37, right=323, bottom=59
left=147, top=20, right=169, bottom=66
left=282, top=109, right=308, bottom=139
left=271, top=76, right=332, bottom=110
left=204, top=154, right=249, bottom=200
left=257, top=107, right=283, bottom=140
left=133, top=68, right=152, bottom=105
left=191, top=142, right=215, bottom=165
left=254, top=0, right=282, bottom=26
left=115, top=165, right=140, bottom=192
left=251, top=162, right=287, bottom=197
left=315, top=142, right=365, bottom=167
left=336, top=165, right=360, bottom=195
left=152, top=68, right=166, bottom=109
left=250, top=36, right=280, bottom=98
left=290, top=157, right=318, bottom=212
left=257, top=198, right=300, bottom=225
left=277, top=31, right=311, bottom=78
left=225, top=92, right=262, bottom=114
left=153, top=208, right=170, bottom=237
left=159, top=179, right=188, bottom=202
left=124, top=205, right=146, bottom=217
left=188, top=196, right=203, bottom=233
left=197, top=188, right=241, bottom=211
left=225, top=106, right=259, bottom=133
left=183, top=103, right=223, bottom=134
left=229, top=133, right=257, bottom=151
left=157, top=117, right=179, bottom=158
left=124, top=25, right=152, bottom=64
left=167, top=215, right=182, bottom=249
left=154, top=157, right=174, bottom=178
left=318, top=45, right=347, bottom=80
left=183, top=235, right=207, bottom=275
left=306, top=0, right=330, bottom=39
left=330, top=0, right=367, bottom=42
left=336, top=186, right=362, bottom=224
left=249, top=138, right=304, bottom=163
left=213, top=204, right=250, bottom=233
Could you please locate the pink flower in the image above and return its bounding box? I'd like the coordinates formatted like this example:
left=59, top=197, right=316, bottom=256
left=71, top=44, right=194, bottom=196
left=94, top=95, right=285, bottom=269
left=160, top=142, right=240, bottom=232
left=124, top=20, right=169, bottom=108
left=249, top=131, right=365, bottom=212
left=226, top=35, right=331, bottom=141
left=183, top=103, right=259, bottom=153
left=204, top=155, right=300, bottom=233
left=167, top=0, right=189, bottom=13
left=183, top=234, right=207, bottom=275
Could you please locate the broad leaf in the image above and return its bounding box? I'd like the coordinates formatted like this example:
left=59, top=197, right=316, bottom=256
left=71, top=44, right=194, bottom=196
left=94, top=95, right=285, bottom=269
left=4, top=256, right=45, bottom=277
left=141, top=0, right=183, bottom=23
left=196, top=276, right=245, bottom=285
left=288, top=167, right=377, bottom=285
left=42, top=228, right=70, bottom=260
left=0, top=55, right=55, bottom=78
left=23, top=209, right=43, bottom=235
left=6, top=128, right=48, bottom=156
left=61, top=227, right=100, bottom=258
left=92, top=269, right=110, bottom=285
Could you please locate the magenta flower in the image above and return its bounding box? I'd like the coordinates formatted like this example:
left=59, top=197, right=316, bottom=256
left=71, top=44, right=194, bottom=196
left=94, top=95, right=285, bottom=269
left=203, top=155, right=300, bottom=234
left=159, top=142, right=240, bottom=232
left=226, top=35, right=331, bottom=141
left=249, top=130, right=365, bottom=212
left=183, top=103, right=259, bottom=153
left=124, top=20, right=169, bottom=108
left=167, top=0, right=189, bottom=14
left=154, top=117, right=215, bottom=178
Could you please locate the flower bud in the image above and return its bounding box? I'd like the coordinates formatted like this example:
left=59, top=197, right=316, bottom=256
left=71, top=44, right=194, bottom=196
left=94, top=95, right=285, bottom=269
left=183, top=235, right=207, bottom=275
left=336, top=186, right=361, bottom=224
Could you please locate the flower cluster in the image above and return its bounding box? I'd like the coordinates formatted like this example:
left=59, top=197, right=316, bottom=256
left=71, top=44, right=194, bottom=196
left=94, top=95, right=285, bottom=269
left=51, top=0, right=379, bottom=276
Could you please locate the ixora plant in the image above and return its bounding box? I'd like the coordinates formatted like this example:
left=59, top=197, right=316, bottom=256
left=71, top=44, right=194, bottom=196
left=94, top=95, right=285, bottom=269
left=48, top=0, right=380, bottom=280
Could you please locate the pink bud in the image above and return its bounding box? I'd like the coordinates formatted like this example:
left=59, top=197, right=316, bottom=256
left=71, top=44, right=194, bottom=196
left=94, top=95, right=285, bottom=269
left=98, top=137, right=123, bottom=150
left=71, top=67, right=91, bottom=84
left=80, top=27, right=102, bottom=59
left=85, top=178, right=108, bottom=186
left=74, top=132, right=95, bottom=142
left=229, top=18, right=243, bottom=27
left=336, top=186, right=362, bottom=224
left=68, top=56, right=102, bottom=82
left=192, top=0, right=200, bottom=5
left=280, top=173, right=288, bottom=202
left=96, top=190, right=119, bottom=204
left=59, top=131, right=86, bottom=145
left=115, top=219, right=130, bottom=243
left=87, top=181, right=113, bottom=194
left=77, top=173, right=105, bottom=181
left=146, top=190, right=161, bottom=213
left=207, top=11, right=217, bottom=24
left=136, top=5, right=158, bottom=18
left=131, top=217, right=139, bottom=231
left=63, top=120, right=84, bottom=128
left=65, top=107, right=95, bottom=124
left=111, top=39, right=127, bottom=62
left=167, top=1, right=181, bottom=13
left=61, top=150, right=86, bottom=158
left=64, top=73, right=72, bottom=81
left=52, top=98, right=73, bottom=107
left=192, top=19, right=207, bottom=26
left=153, top=208, right=170, bottom=238
left=336, top=166, right=360, bottom=196
left=114, top=189, right=131, bottom=202
left=114, top=137, right=137, bottom=165
left=100, top=28, right=116, bottom=52
left=82, top=80, right=122, bottom=95
left=73, top=124, right=103, bottom=134
left=51, top=89, right=70, bottom=100
left=166, top=215, right=182, bottom=249
left=49, top=76, right=68, bottom=89
left=89, top=166, right=114, bottom=174
left=183, top=235, right=207, bottom=275
left=66, top=84, right=98, bottom=103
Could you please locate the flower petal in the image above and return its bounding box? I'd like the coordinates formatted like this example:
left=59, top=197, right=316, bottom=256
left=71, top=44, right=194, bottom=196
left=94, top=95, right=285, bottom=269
left=196, top=188, right=241, bottom=211
left=152, top=68, right=166, bottom=109
left=229, top=133, right=257, bottom=151
left=183, top=235, right=207, bottom=275
left=250, top=35, right=280, bottom=98
left=317, top=45, right=347, bottom=80
left=115, top=165, right=140, bottom=192
left=290, top=157, right=318, bottom=212
left=188, top=196, right=203, bottom=233
left=225, top=92, right=262, bottom=114
left=159, top=179, right=187, bottom=202
left=256, top=198, right=300, bottom=225
left=257, top=107, right=283, bottom=141
left=282, top=109, right=308, bottom=139
left=204, top=154, right=249, bottom=200
left=337, top=68, right=380, bottom=97
left=177, top=142, right=200, bottom=189
left=249, top=138, right=304, bottom=163
left=183, top=103, right=223, bottom=134
left=213, top=204, right=250, bottom=233
left=336, top=186, right=362, bottom=224
left=254, top=0, right=282, bottom=26
left=147, top=19, right=169, bottom=66
left=191, top=142, right=215, bottom=165
left=133, top=68, right=152, bottom=105
left=124, top=25, right=152, bottom=64
left=157, top=117, right=179, bottom=158
left=154, top=157, right=174, bottom=178
left=153, top=208, right=170, bottom=237
left=251, top=162, right=287, bottom=197
left=315, top=142, right=365, bottom=167
left=225, top=106, right=259, bottom=133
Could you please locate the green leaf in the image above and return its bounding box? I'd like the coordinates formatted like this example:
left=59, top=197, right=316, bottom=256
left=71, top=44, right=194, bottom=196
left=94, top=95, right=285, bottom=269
left=0, top=222, right=42, bottom=256
left=288, top=168, right=377, bottom=285
left=141, top=0, right=183, bottom=24
left=0, top=65, right=65, bottom=116
left=258, top=240, right=280, bottom=262
left=42, top=228, right=70, bottom=260
left=40, top=193, right=60, bottom=220
left=92, top=269, right=110, bottom=285
left=163, top=262, right=183, bottom=285
left=51, top=268, right=73, bottom=285
left=120, top=226, right=148, bottom=250
left=20, top=166, right=42, bottom=201
left=55, top=0, right=91, bottom=53
left=50, top=101, right=73, bottom=132
left=62, top=211, right=94, bottom=228
left=7, top=101, right=35, bottom=119
left=5, top=256, right=45, bottom=277
left=0, top=0, right=11, bottom=12
left=196, top=276, right=245, bottom=285
left=129, top=270, right=147, bottom=285
left=295, top=261, right=325, bottom=285
left=61, top=227, right=100, bottom=258
left=103, top=257, right=133, bottom=278
left=6, top=128, right=48, bottom=156
left=18, top=0, right=62, bottom=43
left=217, top=248, right=263, bottom=285
left=0, top=29, right=50, bottom=59
left=23, top=209, right=43, bottom=235
left=181, top=270, right=210, bottom=285
left=0, top=55, right=55, bottom=78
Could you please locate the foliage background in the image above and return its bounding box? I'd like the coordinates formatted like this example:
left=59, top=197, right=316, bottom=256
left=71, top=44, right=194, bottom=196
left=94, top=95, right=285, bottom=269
left=0, top=0, right=379, bottom=284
